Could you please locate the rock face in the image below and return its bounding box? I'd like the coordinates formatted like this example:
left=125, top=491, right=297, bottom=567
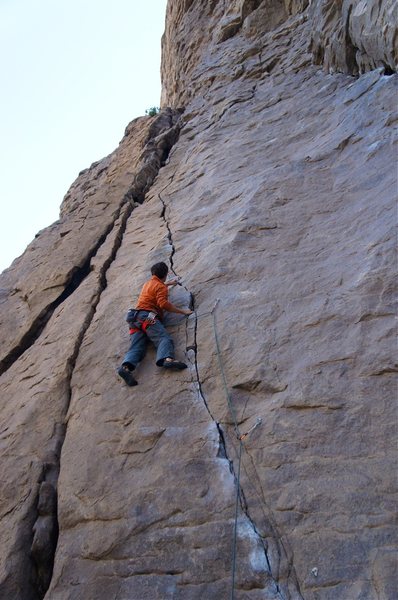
left=309, top=0, right=398, bottom=75
left=0, top=2, right=396, bottom=599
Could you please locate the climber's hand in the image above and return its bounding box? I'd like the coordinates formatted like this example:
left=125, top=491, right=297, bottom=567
left=166, top=277, right=180, bottom=287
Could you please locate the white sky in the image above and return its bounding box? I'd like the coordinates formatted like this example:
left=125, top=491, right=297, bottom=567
left=0, top=0, right=167, bottom=273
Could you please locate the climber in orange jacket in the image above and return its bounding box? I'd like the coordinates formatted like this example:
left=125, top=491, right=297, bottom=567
left=118, top=262, right=193, bottom=386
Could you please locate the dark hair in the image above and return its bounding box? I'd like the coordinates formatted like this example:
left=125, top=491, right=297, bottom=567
left=151, top=262, right=169, bottom=279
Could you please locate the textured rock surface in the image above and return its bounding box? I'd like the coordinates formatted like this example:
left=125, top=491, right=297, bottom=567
left=0, top=109, right=182, bottom=598
left=309, top=0, right=398, bottom=75
left=0, top=109, right=180, bottom=376
left=0, top=1, right=397, bottom=599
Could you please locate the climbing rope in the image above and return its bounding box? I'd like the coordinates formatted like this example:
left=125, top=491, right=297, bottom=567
left=207, top=300, right=262, bottom=600
left=188, top=298, right=263, bottom=598
left=211, top=301, right=241, bottom=440
left=231, top=438, right=243, bottom=600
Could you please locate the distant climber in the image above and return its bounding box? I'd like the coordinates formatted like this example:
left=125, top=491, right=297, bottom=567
left=118, top=262, right=193, bottom=386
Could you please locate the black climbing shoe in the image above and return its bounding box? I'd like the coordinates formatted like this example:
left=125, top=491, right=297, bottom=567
left=118, top=365, right=138, bottom=386
left=162, top=360, right=188, bottom=370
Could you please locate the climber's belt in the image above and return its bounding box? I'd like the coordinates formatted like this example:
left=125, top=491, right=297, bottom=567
left=128, top=310, right=158, bottom=335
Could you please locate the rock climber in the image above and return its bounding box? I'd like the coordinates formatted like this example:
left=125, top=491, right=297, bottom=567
left=118, top=261, right=193, bottom=386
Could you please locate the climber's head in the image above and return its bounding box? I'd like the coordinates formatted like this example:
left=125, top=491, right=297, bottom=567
left=151, top=262, right=169, bottom=281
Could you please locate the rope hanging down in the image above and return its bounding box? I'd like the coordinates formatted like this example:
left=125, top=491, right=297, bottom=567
left=211, top=300, right=241, bottom=440
left=201, top=299, right=262, bottom=600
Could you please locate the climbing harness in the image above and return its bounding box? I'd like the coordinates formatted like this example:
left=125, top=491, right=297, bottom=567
left=127, top=310, right=157, bottom=335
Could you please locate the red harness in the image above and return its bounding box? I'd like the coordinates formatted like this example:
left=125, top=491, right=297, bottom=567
left=129, top=316, right=156, bottom=335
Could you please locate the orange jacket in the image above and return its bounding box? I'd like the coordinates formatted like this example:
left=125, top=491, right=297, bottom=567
left=136, top=275, right=173, bottom=320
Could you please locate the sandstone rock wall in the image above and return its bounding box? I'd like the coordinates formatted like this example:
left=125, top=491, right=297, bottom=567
left=161, top=0, right=397, bottom=107
left=0, top=109, right=183, bottom=598
left=0, top=110, right=180, bottom=376
left=0, top=1, right=397, bottom=599
left=309, top=0, right=398, bottom=75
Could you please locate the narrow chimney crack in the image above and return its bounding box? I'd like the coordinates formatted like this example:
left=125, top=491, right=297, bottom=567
left=27, top=110, right=183, bottom=599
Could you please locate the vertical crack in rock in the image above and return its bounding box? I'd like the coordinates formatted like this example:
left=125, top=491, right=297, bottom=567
left=344, top=5, right=359, bottom=75
left=0, top=109, right=182, bottom=380
left=0, top=221, right=117, bottom=378
left=29, top=113, right=182, bottom=600
left=157, top=190, right=295, bottom=599
left=159, top=192, right=177, bottom=274
left=30, top=201, right=134, bottom=600
left=30, top=423, right=64, bottom=598
left=187, top=298, right=292, bottom=599
left=189, top=315, right=294, bottom=598
left=241, top=444, right=305, bottom=599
